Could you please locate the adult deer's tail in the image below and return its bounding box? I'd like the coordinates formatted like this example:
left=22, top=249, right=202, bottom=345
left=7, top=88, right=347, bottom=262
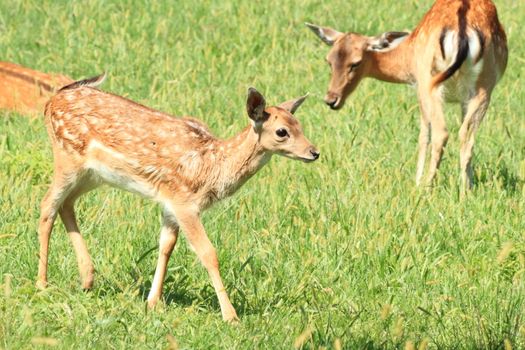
left=430, top=0, right=471, bottom=89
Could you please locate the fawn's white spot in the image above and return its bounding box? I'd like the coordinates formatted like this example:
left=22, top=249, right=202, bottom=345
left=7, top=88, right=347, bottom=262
left=179, top=151, right=202, bottom=175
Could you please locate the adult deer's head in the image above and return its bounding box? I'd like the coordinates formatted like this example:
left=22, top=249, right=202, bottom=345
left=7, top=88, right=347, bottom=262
left=306, top=23, right=408, bottom=110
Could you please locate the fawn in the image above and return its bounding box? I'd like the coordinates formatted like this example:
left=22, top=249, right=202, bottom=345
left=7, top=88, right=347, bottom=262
left=307, top=0, right=507, bottom=192
left=37, top=74, right=319, bottom=322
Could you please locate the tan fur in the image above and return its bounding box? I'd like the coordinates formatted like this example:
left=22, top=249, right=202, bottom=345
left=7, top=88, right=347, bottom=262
left=36, top=80, right=318, bottom=322
left=307, top=0, right=507, bottom=192
left=0, top=62, right=72, bottom=115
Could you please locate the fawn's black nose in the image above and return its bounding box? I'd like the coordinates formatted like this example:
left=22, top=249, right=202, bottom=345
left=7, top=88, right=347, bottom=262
left=310, top=149, right=320, bottom=160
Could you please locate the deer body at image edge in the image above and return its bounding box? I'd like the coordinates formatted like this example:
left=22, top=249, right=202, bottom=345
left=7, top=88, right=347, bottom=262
left=37, top=75, right=319, bottom=322
left=0, top=61, right=73, bottom=114
left=307, top=0, right=508, bottom=192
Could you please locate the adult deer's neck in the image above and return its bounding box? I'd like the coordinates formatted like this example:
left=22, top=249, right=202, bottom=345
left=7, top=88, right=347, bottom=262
left=367, top=39, right=415, bottom=84
left=213, top=125, right=271, bottom=198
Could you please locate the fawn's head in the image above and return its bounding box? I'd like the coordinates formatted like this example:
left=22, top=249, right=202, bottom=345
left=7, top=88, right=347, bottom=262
left=306, top=23, right=409, bottom=110
left=246, top=88, right=319, bottom=162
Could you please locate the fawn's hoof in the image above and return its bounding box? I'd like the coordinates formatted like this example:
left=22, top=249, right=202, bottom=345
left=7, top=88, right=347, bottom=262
left=35, top=280, right=47, bottom=290
left=81, top=278, right=94, bottom=291
left=223, top=313, right=240, bottom=324
left=147, top=298, right=160, bottom=310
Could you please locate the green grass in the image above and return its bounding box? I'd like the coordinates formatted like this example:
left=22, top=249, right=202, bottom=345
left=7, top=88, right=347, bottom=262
left=1, top=0, right=524, bottom=348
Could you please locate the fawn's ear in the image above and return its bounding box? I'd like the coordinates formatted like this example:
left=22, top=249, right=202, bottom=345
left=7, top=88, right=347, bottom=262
left=279, top=93, right=308, bottom=115
left=305, top=23, right=344, bottom=46
left=246, top=88, right=269, bottom=126
left=366, top=31, right=409, bottom=51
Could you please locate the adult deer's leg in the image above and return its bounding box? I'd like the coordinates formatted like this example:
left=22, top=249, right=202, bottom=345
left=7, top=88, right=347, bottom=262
left=174, top=207, right=238, bottom=322
left=459, top=88, right=491, bottom=194
left=416, top=116, right=431, bottom=185
left=425, top=87, right=449, bottom=184
left=147, top=212, right=179, bottom=308
left=415, top=87, right=432, bottom=185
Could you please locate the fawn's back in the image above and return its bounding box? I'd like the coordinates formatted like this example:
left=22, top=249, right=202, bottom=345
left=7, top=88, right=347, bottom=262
left=45, top=85, right=228, bottom=205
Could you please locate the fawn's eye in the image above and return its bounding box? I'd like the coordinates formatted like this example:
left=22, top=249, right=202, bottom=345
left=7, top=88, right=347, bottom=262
left=276, top=128, right=289, bottom=138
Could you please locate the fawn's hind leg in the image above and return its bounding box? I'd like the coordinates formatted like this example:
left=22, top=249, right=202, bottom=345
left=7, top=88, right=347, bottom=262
left=37, top=171, right=80, bottom=288
left=59, top=178, right=99, bottom=289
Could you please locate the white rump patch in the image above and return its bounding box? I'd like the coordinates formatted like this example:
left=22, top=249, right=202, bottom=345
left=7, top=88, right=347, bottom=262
left=440, top=28, right=484, bottom=67
left=439, top=28, right=485, bottom=102
left=467, top=30, right=482, bottom=64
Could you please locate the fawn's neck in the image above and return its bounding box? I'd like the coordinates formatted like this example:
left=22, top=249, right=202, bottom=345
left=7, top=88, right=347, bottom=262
left=210, top=125, right=271, bottom=201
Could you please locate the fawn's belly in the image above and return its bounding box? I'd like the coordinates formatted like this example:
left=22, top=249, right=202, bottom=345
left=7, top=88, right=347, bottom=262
left=88, top=159, right=158, bottom=198
left=85, top=140, right=159, bottom=199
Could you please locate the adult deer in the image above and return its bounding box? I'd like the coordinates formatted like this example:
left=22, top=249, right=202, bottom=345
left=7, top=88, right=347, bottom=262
left=0, top=61, right=72, bottom=115
left=306, top=0, right=507, bottom=192
left=36, top=74, right=319, bottom=322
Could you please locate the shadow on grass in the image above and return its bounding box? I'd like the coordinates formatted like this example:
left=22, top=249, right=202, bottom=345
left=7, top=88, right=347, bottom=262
left=134, top=273, right=212, bottom=309
left=129, top=245, right=262, bottom=316
left=474, top=161, right=523, bottom=193
left=135, top=273, right=262, bottom=317
left=162, top=282, right=262, bottom=317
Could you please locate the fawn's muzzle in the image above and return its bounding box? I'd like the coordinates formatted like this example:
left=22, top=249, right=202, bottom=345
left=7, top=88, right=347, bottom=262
left=310, top=148, right=320, bottom=160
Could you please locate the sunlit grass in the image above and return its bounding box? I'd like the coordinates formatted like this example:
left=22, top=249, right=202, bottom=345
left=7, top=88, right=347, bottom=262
left=1, top=0, right=524, bottom=348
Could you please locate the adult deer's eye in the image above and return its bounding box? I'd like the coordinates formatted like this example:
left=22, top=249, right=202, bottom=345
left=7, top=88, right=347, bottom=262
left=276, top=128, right=288, bottom=138
left=349, top=61, right=362, bottom=72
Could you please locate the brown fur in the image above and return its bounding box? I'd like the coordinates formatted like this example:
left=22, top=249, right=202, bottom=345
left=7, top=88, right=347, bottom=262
left=0, top=62, right=72, bottom=115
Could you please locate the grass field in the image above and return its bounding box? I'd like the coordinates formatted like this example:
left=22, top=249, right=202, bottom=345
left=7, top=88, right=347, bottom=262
left=1, top=0, right=524, bottom=348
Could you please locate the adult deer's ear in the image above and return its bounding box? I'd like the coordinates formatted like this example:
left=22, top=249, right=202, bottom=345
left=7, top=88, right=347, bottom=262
left=279, top=93, right=308, bottom=115
left=367, top=31, right=410, bottom=51
left=305, top=23, right=344, bottom=46
left=246, top=88, right=269, bottom=128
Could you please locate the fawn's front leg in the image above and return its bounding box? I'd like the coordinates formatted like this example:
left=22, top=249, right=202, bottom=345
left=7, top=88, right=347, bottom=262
left=147, top=215, right=179, bottom=308
left=174, top=207, right=238, bottom=322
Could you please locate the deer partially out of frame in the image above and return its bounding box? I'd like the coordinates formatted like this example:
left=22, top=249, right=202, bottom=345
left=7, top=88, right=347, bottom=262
left=37, top=75, right=319, bottom=322
left=0, top=61, right=72, bottom=115
left=307, top=0, right=507, bottom=192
